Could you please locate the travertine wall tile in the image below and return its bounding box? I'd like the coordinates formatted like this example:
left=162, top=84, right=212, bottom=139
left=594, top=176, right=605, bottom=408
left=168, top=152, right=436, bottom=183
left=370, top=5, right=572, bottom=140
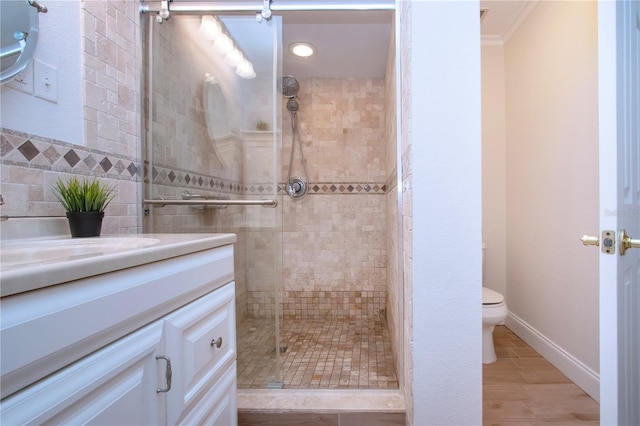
left=141, top=19, right=395, bottom=324
left=0, top=1, right=141, bottom=235
left=0, top=129, right=140, bottom=234
left=399, top=1, right=413, bottom=424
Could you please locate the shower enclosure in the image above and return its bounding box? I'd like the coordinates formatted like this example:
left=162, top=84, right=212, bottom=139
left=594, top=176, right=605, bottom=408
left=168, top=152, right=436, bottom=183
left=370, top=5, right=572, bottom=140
left=141, top=1, right=401, bottom=392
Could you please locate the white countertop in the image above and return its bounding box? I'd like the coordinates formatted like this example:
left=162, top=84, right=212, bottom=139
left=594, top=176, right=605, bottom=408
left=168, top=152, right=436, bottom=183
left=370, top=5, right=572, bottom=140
left=0, top=233, right=236, bottom=297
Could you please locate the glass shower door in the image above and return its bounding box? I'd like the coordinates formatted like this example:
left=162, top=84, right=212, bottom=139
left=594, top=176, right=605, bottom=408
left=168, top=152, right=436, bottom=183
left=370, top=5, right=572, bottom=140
left=143, top=12, right=283, bottom=389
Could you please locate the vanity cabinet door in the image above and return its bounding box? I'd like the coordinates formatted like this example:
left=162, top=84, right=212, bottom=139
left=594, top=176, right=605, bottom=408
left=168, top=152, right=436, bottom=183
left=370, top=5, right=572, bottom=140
left=178, top=362, right=237, bottom=426
left=0, top=321, right=165, bottom=425
left=163, top=281, right=237, bottom=425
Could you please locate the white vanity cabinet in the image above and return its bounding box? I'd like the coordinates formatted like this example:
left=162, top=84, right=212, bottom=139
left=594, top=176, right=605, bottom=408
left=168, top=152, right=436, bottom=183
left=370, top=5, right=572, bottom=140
left=0, top=236, right=237, bottom=426
left=163, top=281, right=237, bottom=425
left=0, top=320, right=166, bottom=425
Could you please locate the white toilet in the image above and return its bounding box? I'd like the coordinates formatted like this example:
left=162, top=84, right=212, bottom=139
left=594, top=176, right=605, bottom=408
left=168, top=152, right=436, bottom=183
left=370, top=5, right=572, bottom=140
left=482, top=286, right=508, bottom=363
left=482, top=244, right=508, bottom=364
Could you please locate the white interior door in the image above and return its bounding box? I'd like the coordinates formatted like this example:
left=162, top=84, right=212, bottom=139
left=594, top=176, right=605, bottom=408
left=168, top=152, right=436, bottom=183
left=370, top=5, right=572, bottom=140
left=598, top=1, right=640, bottom=425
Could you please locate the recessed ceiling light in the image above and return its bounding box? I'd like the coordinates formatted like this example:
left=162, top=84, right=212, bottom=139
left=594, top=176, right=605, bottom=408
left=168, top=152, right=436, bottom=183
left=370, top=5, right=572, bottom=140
left=289, top=42, right=315, bottom=58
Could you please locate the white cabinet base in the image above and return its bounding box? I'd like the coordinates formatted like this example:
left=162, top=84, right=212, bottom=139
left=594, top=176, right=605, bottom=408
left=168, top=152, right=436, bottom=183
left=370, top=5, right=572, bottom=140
left=1, top=322, right=164, bottom=425
left=1, top=244, right=237, bottom=426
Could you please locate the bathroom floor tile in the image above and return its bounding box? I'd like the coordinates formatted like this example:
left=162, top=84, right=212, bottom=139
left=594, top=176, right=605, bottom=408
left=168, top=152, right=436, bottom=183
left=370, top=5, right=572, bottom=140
left=522, top=383, right=600, bottom=419
left=483, top=359, right=528, bottom=385
left=237, top=316, right=397, bottom=390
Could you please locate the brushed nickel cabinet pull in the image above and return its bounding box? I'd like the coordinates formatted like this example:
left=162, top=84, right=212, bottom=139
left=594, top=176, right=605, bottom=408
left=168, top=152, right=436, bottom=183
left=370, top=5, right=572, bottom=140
left=156, top=355, right=172, bottom=393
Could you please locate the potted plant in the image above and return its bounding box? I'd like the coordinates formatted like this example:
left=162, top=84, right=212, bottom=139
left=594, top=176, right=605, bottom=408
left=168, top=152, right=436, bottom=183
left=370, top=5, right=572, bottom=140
left=52, top=176, right=116, bottom=238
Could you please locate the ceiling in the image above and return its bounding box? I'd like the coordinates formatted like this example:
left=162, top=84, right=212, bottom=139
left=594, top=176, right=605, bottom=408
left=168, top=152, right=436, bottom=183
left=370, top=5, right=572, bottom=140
left=218, top=1, right=533, bottom=80
left=281, top=10, right=392, bottom=79
left=279, top=1, right=532, bottom=79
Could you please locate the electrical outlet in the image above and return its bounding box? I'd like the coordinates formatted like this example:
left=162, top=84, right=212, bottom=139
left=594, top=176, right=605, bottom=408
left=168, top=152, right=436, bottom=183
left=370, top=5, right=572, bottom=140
left=34, top=59, right=58, bottom=103
left=6, top=64, right=34, bottom=95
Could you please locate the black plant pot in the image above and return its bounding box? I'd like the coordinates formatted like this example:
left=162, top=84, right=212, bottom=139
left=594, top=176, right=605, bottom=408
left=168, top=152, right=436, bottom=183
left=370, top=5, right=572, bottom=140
left=66, top=211, right=104, bottom=238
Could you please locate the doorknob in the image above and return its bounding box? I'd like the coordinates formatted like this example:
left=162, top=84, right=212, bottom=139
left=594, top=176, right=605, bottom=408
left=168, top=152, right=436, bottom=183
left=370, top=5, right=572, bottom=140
left=619, top=229, right=640, bottom=255
left=581, top=230, right=616, bottom=254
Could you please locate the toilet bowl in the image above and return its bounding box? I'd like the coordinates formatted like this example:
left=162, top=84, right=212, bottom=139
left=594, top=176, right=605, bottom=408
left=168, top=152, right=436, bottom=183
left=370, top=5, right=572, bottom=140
left=482, top=286, right=507, bottom=364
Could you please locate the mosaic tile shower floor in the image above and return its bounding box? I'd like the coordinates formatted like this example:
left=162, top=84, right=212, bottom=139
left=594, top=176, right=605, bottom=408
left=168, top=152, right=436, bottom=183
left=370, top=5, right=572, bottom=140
left=237, top=317, right=398, bottom=389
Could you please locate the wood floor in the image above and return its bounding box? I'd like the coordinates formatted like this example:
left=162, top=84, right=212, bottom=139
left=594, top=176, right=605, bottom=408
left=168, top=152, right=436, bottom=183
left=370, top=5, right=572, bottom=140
left=238, top=325, right=600, bottom=425
left=483, top=325, right=600, bottom=425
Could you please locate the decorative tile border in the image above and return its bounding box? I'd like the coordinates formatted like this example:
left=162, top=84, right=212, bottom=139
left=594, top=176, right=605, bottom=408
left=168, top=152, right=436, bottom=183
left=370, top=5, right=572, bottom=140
left=149, top=163, right=244, bottom=195
left=150, top=162, right=389, bottom=196
left=1, top=129, right=139, bottom=180
left=277, top=182, right=387, bottom=195
left=2, top=128, right=397, bottom=198
left=386, top=166, right=398, bottom=193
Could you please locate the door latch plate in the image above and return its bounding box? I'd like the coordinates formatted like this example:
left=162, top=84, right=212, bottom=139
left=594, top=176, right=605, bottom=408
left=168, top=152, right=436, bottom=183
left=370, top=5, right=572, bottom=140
left=601, top=230, right=615, bottom=254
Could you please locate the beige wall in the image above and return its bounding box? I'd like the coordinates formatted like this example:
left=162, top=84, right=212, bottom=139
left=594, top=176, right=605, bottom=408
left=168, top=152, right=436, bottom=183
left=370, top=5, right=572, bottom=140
left=504, top=0, right=599, bottom=379
left=481, top=45, right=507, bottom=298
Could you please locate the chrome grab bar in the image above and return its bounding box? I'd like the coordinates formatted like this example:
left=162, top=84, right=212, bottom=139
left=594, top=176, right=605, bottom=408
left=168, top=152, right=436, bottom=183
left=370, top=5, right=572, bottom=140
left=144, top=199, right=278, bottom=208
left=182, top=191, right=227, bottom=201
left=180, top=191, right=229, bottom=209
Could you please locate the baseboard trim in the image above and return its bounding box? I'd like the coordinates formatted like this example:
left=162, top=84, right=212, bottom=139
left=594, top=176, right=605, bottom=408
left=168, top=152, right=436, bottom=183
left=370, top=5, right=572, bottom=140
left=505, top=312, right=600, bottom=402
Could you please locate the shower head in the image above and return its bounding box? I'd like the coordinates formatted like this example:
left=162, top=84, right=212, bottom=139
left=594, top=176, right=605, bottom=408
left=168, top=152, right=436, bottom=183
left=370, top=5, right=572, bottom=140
left=287, top=96, right=299, bottom=112
left=280, top=75, right=299, bottom=97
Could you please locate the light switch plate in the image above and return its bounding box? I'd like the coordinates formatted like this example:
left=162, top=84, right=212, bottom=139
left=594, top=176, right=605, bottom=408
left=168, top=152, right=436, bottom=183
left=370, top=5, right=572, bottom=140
left=6, top=64, right=34, bottom=95
left=34, top=59, right=58, bottom=103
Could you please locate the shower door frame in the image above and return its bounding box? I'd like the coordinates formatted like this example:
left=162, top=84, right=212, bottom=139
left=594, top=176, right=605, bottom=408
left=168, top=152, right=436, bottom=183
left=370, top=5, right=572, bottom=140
left=139, top=0, right=404, bottom=391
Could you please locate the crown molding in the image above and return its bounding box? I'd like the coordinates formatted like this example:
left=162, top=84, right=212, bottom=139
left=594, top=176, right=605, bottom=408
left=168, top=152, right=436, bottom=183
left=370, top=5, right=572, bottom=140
left=481, top=35, right=503, bottom=46
left=501, top=0, right=540, bottom=44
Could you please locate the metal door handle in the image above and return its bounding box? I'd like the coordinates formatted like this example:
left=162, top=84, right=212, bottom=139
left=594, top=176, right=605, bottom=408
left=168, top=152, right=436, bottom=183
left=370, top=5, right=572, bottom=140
left=156, top=355, right=172, bottom=393
left=619, top=229, right=640, bottom=255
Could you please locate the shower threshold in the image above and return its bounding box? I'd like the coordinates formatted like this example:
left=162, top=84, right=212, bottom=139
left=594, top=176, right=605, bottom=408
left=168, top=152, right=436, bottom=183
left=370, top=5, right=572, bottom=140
left=237, top=388, right=405, bottom=413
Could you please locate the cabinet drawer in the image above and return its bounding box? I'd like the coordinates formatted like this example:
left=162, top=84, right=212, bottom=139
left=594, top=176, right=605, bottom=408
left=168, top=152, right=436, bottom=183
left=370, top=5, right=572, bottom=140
left=164, top=282, right=236, bottom=424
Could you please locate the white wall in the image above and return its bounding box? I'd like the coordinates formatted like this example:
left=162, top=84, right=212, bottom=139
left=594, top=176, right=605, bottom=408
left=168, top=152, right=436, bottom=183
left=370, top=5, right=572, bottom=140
left=481, top=45, right=507, bottom=298
left=407, top=1, right=482, bottom=424
left=1, top=1, right=84, bottom=144
left=503, top=0, right=600, bottom=398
